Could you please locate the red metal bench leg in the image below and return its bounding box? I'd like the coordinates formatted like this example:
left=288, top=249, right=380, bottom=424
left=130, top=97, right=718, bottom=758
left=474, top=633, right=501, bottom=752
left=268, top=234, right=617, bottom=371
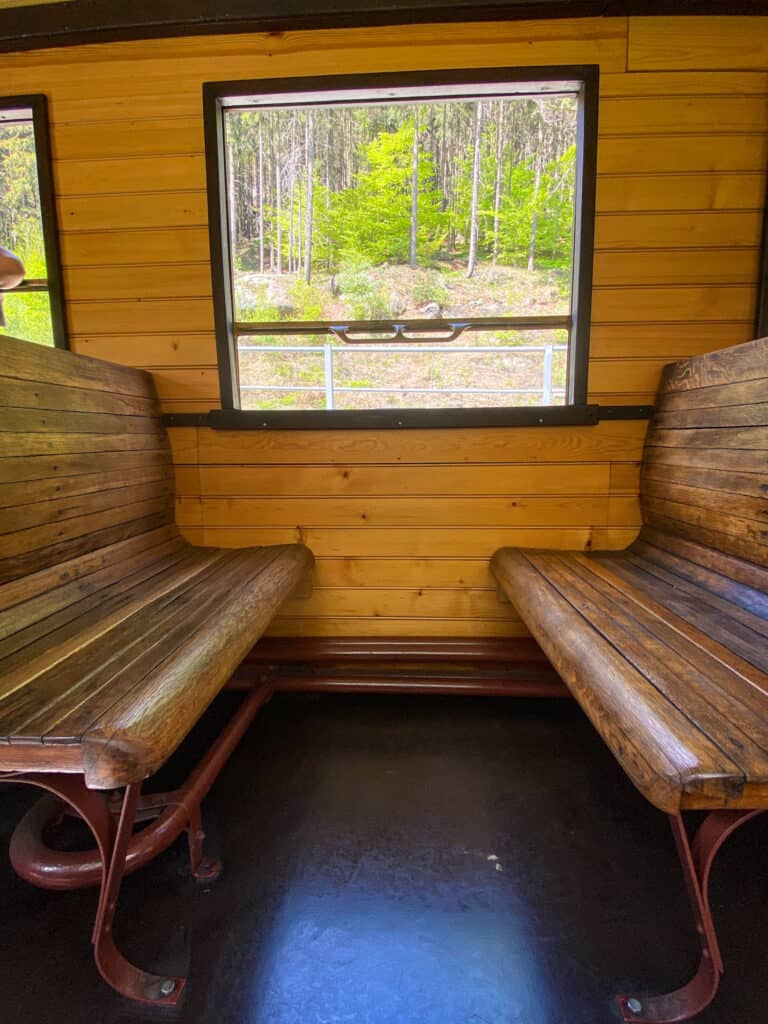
left=9, top=684, right=272, bottom=891
left=92, top=782, right=185, bottom=1004
left=617, top=808, right=764, bottom=1023
left=1, top=774, right=185, bottom=1005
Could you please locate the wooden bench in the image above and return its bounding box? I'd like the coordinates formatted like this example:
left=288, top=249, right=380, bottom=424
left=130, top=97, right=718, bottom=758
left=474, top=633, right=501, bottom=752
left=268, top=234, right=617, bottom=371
left=0, top=334, right=313, bottom=1003
left=492, top=336, right=768, bottom=1024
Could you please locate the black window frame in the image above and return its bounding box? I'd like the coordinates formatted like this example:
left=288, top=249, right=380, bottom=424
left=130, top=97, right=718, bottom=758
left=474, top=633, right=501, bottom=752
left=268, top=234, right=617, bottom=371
left=0, top=94, right=68, bottom=350
left=758, top=170, right=768, bottom=338
left=203, top=66, right=598, bottom=430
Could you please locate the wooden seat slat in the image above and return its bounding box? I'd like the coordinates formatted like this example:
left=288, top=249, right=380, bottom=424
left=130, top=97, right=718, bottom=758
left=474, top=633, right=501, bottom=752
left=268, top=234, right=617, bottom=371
left=631, top=537, right=768, bottom=618
left=642, top=444, right=768, bottom=476
left=641, top=460, right=767, bottom=502
left=646, top=427, right=768, bottom=453
left=589, top=555, right=768, bottom=677
left=660, top=338, right=768, bottom=393
left=0, top=550, right=230, bottom=712
left=14, top=552, right=272, bottom=743
left=544, top=554, right=768, bottom=767
left=0, top=429, right=172, bottom=458
left=0, top=373, right=162, bottom=418
left=493, top=336, right=768, bottom=813
left=0, top=449, right=174, bottom=487
left=82, top=546, right=313, bottom=788
left=642, top=476, right=768, bottom=524
left=619, top=551, right=768, bottom=641
left=525, top=552, right=764, bottom=780
left=0, top=335, right=313, bottom=790
left=1, top=333, right=158, bottom=398
left=0, top=478, right=174, bottom=536
left=652, top=401, right=768, bottom=429
left=642, top=500, right=768, bottom=567
left=658, top=374, right=768, bottom=413
left=0, top=463, right=175, bottom=511
left=0, top=499, right=176, bottom=583
left=0, top=545, right=200, bottom=660
left=0, top=524, right=181, bottom=613
left=0, top=407, right=165, bottom=435
left=49, top=550, right=294, bottom=750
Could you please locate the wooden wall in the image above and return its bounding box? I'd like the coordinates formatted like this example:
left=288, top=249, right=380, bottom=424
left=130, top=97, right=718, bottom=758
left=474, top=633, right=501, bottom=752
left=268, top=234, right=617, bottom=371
left=2, top=15, right=766, bottom=637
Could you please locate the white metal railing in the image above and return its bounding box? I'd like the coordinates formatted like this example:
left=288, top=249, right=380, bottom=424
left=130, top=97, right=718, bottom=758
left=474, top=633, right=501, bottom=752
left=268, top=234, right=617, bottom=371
left=237, top=342, right=567, bottom=409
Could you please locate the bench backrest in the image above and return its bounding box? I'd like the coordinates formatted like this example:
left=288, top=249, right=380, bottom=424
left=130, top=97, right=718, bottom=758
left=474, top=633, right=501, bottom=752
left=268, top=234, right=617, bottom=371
left=0, top=334, right=176, bottom=589
left=640, top=336, right=768, bottom=569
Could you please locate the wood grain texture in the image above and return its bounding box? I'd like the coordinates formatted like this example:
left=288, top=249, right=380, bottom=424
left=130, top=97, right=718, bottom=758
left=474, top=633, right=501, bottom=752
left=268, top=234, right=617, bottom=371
left=0, top=335, right=313, bottom=787
left=492, top=337, right=768, bottom=813
left=1, top=15, right=766, bottom=637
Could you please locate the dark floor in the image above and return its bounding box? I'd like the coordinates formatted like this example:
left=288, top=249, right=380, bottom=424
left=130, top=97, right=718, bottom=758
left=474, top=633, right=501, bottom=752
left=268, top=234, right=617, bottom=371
left=1, top=694, right=767, bottom=1024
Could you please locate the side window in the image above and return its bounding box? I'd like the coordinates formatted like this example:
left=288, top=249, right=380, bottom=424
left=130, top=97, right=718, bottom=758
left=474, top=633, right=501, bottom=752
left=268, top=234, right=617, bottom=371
left=0, top=95, right=67, bottom=348
left=204, top=68, right=598, bottom=428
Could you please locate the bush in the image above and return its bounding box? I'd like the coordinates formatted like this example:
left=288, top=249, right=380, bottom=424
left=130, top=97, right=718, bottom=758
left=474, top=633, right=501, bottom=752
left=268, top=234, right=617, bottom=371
left=237, top=284, right=280, bottom=322
left=335, top=262, right=397, bottom=320
left=288, top=278, right=324, bottom=321
left=411, top=271, right=448, bottom=308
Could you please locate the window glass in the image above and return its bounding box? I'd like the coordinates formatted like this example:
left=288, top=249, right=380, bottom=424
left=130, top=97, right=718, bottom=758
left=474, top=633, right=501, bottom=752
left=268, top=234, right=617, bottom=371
left=208, top=73, right=596, bottom=422
left=0, top=104, right=58, bottom=346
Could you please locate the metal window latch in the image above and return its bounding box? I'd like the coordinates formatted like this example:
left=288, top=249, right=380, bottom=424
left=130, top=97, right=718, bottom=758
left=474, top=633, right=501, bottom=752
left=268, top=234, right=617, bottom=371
left=329, top=321, right=470, bottom=344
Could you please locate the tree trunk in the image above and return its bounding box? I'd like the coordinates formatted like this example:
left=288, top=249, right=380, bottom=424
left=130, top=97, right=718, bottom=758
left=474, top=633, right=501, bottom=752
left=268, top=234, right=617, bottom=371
left=275, top=139, right=282, bottom=274
left=409, top=107, right=419, bottom=269
left=258, top=122, right=265, bottom=273
left=528, top=103, right=544, bottom=273
left=466, top=101, right=483, bottom=279
left=304, top=111, right=315, bottom=284
left=492, top=101, right=504, bottom=265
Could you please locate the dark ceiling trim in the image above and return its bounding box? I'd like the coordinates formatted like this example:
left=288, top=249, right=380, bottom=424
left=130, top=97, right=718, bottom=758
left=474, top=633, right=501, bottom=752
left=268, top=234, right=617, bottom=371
left=1, top=1, right=767, bottom=55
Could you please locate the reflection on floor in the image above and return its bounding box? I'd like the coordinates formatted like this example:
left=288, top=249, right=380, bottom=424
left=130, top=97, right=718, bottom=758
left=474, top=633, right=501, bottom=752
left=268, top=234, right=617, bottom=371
left=1, top=693, right=766, bottom=1024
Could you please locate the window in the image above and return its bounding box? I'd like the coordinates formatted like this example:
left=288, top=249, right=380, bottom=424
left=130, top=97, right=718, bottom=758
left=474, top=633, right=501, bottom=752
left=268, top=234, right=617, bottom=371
left=205, top=68, right=597, bottom=428
left=0, top=95, right=67, bottom=348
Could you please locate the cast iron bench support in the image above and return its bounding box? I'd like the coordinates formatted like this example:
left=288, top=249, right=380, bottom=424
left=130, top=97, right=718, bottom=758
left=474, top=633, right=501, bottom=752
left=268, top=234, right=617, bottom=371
left=618, top=809, right=764, bottom=1023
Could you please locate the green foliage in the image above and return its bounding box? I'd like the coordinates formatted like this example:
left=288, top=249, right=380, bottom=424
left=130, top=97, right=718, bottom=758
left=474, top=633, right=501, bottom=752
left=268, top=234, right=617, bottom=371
left=411, top=269, right=448, bottom=307
left=335, top=261, right=398, bottom=320
left=288, top=278, right=324, bottom=320
left=0, top=292, right=54, bottom=346
left=0, top=121, right=54, bottom=345
left=324, top=123, right=448, bottom=268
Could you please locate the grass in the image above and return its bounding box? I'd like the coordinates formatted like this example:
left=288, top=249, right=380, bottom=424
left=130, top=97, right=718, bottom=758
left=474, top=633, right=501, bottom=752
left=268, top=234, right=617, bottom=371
left=235, top=258, right=571, bottom=410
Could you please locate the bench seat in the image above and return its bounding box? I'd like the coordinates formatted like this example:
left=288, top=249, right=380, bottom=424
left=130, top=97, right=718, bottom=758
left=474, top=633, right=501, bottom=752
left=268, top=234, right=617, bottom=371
left=492, top=529, right=768, bottom=814
left=0, top=333, right=313, bottom=790
left=0, top=526, right=312, bottom=789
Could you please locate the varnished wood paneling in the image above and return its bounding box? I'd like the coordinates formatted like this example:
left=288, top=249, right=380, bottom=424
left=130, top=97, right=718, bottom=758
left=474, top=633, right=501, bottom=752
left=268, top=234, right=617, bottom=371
left=591, top=250, right=760, bottom=286
left=58, top=192, right=208, bottom=232
left=597, top=135, right=768, bottom=174
left=589, top=323, right=755, bottom=359
left=600, top=95, right=768, bottom=135
left=195, top=421, right=648, bottom=465
left=600, top=70, right=768, bottom=97
left=55, top=154, right=207, bottom=196
left=596, top=176, right=765, bottom=214
left=179, top=463, right=614, bottom=497
left=61, top=228, right=209, bottom=266
left=196, top=526, right=642, bottom=558
left=3, top=15, right=766, bottom=636
left=628, top=17, right=768, bottom=71
left=594, top=212, right=764, bottom=250
left=187, top=495, right=637, bottom=529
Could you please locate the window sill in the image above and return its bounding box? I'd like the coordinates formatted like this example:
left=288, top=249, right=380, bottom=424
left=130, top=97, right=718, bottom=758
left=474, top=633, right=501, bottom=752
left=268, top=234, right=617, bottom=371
left=163, top=404, right=653, bottom=430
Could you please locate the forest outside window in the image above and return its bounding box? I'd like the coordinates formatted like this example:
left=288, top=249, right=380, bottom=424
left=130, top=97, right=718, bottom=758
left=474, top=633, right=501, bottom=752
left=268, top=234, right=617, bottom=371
left=205, top=69, right=597, bottom=427
left=0, top=96, right=66, bottom=348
